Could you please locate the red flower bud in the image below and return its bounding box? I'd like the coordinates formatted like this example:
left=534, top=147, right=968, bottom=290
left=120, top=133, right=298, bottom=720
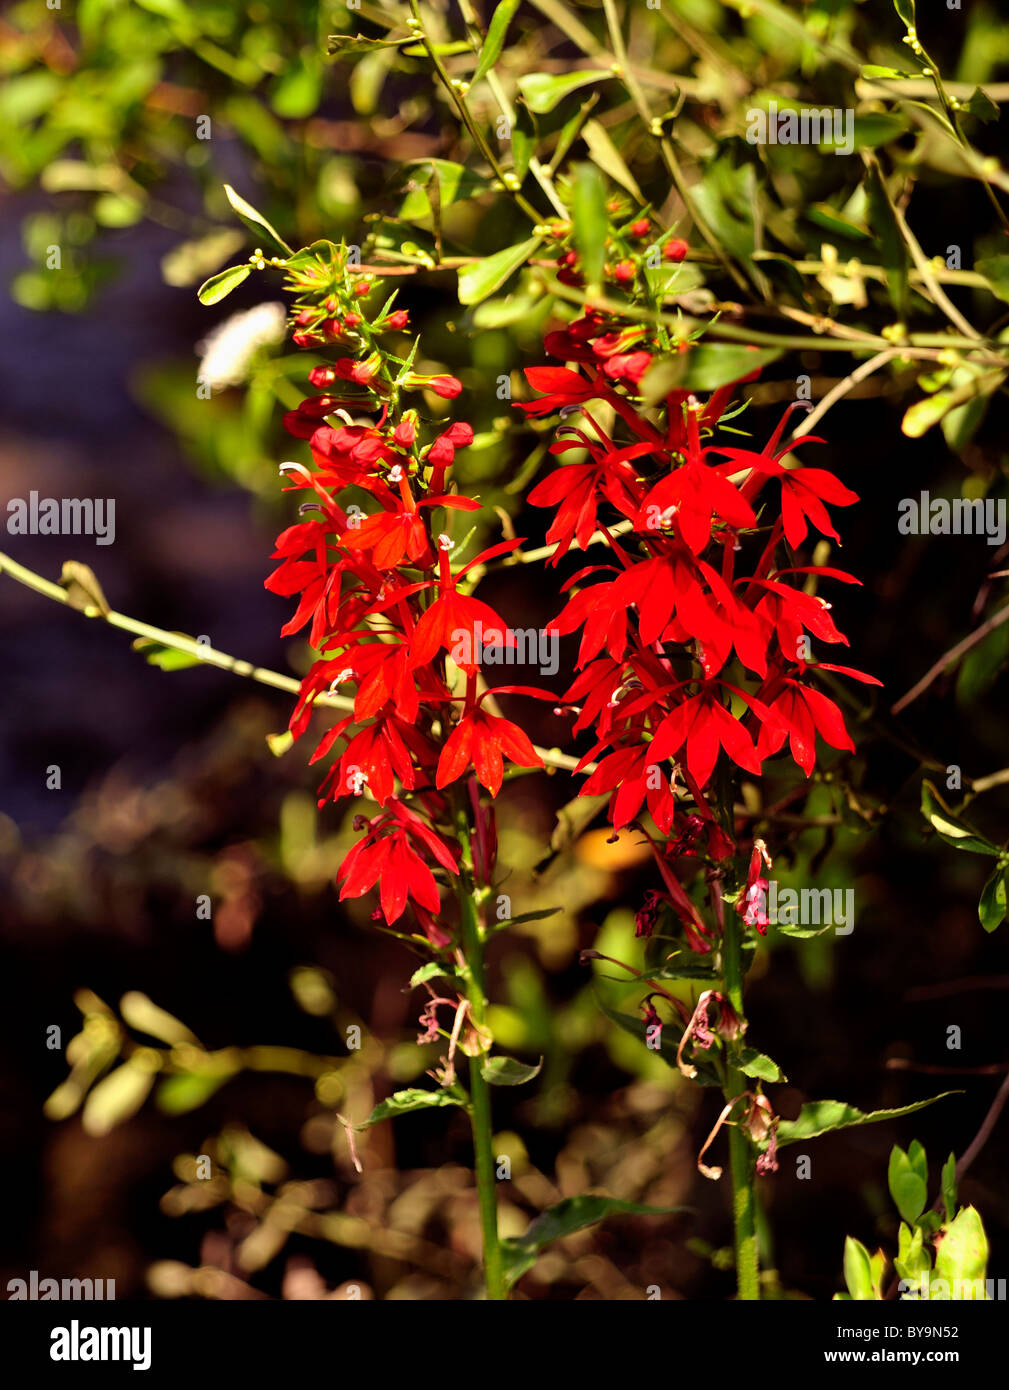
left=613, top=259, right=636, bottom=285
left=664, top=238, right=689, bottom=263
left=630, top=218, right=651, bottom=238
left=385, top=310, right=410, bottom=331
left=308, top=366, right=337, bottom=388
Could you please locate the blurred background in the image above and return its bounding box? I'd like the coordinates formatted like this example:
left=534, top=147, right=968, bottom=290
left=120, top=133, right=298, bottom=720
left=1, top=0, right=1008, bottom=1300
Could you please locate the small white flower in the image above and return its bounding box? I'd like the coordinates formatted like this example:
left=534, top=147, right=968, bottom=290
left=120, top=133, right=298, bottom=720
left=196, top=302, right=287, bottom=391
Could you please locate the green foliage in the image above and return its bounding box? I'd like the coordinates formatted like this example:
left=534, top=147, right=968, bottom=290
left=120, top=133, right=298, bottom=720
left=838, top=1142, right=991, bottom=1299
left=500, top=1195, right=683, bottom=1289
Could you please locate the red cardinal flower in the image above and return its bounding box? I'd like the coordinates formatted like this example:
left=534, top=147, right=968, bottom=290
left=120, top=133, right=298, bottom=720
left=436, top=690, right=546, bottom=797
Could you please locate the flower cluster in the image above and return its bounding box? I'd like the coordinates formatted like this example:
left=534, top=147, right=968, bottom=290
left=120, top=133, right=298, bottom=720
left=265, top=242, right=548, bottom=941
left=518, top=300, right=879, bottom=957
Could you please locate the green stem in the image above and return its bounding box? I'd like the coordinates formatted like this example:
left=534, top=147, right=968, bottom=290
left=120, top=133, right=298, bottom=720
left=0, top=550, right=586, bottom=771
left=721, top=903, right=760, bottom=1301
left=455, top=798, right=507, bottom=1301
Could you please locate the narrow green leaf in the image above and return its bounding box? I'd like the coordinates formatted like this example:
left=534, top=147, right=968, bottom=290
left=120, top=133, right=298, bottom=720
left=940, top=1152, right=958, bottom=1222
left=571, top=161, right=607, bottom=288
left=197, top=263, right=252, bottom=306
left=457, top=236, right=541, bottom=304
left=472, top=0, right=522, bottom=86
left=222, top=183, right=292, bottom=255
left=775, top=1092, right=959, bottom=1149
left=921, top=780, right=1000, bottom=856
left=893, top=0, right=916, bottom=28
left=326, top=34, right=413, bottom=59
left=357, top=1087, right=464, bottom=1128
left=131, top=635, right=204, bottom=670
left=581, top=119, right=644, bottom=202
left=517, top=70, right=610, bottom=115
left=861, top=65, right=916, bottom=80
left=481, top=1055, right=543, bottom=1086
left=500, top=1195, right=684, bottom=1289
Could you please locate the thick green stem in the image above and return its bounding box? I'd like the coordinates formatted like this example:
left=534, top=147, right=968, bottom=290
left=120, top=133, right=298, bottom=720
left=721, top=907, right=760, bottom=1301
left=455, top=801, right=507, bottom=1301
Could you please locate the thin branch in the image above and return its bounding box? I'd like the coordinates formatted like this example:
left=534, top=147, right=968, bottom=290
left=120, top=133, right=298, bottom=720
left=890, top=601, right=1009, bottom=714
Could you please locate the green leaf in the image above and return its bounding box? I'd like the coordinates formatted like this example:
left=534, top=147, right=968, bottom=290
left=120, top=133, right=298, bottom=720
left=197, top=263, right=252, bottom=306
left=921, top=780, right=1000, bottom=856
left=893, top=0, right=916, bottom=28
left=978, top=867, right=1007, bottom=932
left=409, top=962, right=453, bottom=988
left=399, top=159, right=486, bottom=221
left=481, top=1055, right=543, bottom=1086
left=976, top=254, right=1009, bottom=306
left=472, top=0, right=522, bottom=86
left=907, top=1138, right=928, bottom=1184
left=965, top=86, right=999, bottom=124
left=775, top=1093, right=960, bottom=1149
left=935, top=1206, right=988, bottom=1286
left=861, top=65, right=916, bottom=80
left=357, top=1087, right=464, bottom=1128
left=131, top=635, right=204, bottom=670
left=500, top=1195, right=682, bottom=1289
left=326, top=34, right=413, bottom=59
left=222, top=183, right=292, bottom=255
left=517, top=70, right=610, bottom=115
left=941, top=1152, right=958, bottom=1223
left=60, top=561, right=110, bottom=617
left=581, top=119, right=643, bottom=202
left=738, top=1048, right=786, bottom=1084
left=490, top=907, right=560, bottom=930
left=571, top=161, right=608, bottom=288
left=842, top=1236, right=878, bottom=1300
left=511, top=103, right=537, bottom=186
left=888, top=1145, right=928, bottom=1225
left=458, top=236, right=541, bottom=304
